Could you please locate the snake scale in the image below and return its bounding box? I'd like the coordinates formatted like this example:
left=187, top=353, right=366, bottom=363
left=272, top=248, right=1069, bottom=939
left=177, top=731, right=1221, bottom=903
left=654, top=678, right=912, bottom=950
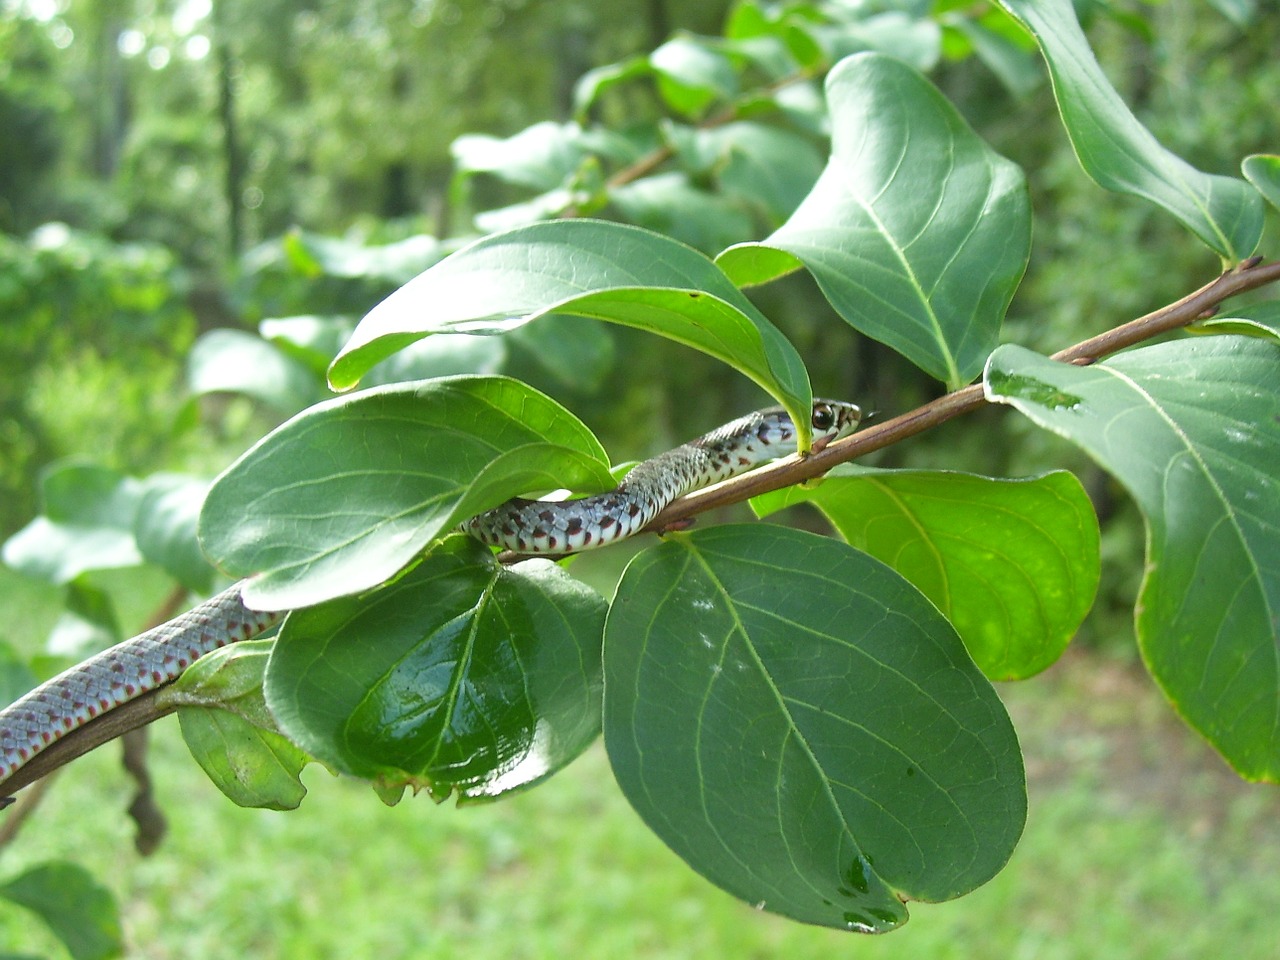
left=0, top=399, right=861, bottom=789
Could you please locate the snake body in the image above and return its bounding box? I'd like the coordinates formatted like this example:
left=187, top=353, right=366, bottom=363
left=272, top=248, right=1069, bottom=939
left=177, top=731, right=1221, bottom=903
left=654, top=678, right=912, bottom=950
left=0, top=399, right=861, bottom=789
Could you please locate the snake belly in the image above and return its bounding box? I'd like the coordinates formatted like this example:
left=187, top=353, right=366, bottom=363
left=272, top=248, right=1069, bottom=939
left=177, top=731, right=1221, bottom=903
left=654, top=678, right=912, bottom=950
left=0, top=398, right=860, bottom=792
left=463, top=398, right=862, bottom=555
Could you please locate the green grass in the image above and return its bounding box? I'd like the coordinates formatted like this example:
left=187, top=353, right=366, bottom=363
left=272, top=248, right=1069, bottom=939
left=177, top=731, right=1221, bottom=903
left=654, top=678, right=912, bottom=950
left=3, top=647, right=1279, bottom=959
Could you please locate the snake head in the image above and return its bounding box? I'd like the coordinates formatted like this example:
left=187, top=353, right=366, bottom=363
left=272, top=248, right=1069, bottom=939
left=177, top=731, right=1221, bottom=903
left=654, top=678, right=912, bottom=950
left=809, top=399, right=863, bottom=451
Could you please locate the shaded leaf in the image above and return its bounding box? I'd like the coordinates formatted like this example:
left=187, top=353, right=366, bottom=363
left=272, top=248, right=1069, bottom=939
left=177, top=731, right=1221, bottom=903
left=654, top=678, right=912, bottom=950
left=605, top=525, right=1025, bottom=931
left=188, top=328, right=326, bottom=415
left=0, top=862, right=123, bottom=960
left=719, top=54, right=1029, bottom=389
left=1242, top=154, right=1280, bottom=212
left=265, top=536, right=605, bottom=802
left=997, top=0, right=1263, bottom=259
left=985, top=338, right=1280, bottom=779
left=1190, top=301, right=1280, bottom=343
left=753, top=469, right=1099, bottom=679
left=134, top=474, right=214, bottom=592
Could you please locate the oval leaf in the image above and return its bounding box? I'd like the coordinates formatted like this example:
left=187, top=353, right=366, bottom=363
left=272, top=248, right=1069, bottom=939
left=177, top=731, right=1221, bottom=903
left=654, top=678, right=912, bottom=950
left=997, top=0, right=1263, bottom=260
left=1242, top=154, right=1280, bottom=212
left=328, top=220, right=813, bottom=444
left=719, top=53, right=1030, bottom=389
left=200, top=376, right=613, bottom=610
left=752, top=469, right=1099, bottom=679
left=264, top=536, right=605, bottom=802
left=604, top=525, right=1026, bottom=931
left=134, top=474, right=214, bottom=592
left=168, top=641, right=310, bottom=811
left=188, top=328, right=325, bottom=415
left=985, top=338, right=1280, bottom=780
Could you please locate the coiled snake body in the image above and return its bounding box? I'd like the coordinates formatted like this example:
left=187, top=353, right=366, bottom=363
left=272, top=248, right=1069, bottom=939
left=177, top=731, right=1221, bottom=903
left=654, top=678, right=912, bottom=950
left=0, top=399, right=861, bottom=788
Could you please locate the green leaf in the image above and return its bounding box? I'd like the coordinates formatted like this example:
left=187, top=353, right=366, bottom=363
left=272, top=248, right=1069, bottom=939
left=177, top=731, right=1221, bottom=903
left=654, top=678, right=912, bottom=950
left=167, top=641, right=311, bottom=810
left=0, top=641, right=39, bottom=704
left=698, top=122, right=826, bottom=224
left=605, top=525, right=1026, bottom=931
left=941, top=14, right=1042, bottom=100
left=134, top=474, right=214, bottom=592
left=607, top=173, right=755, bottom=254
left=985, top=338, right=1280, bottom=780
left=1, top=463, right=144, bottom=584
left=1242, top=155, right=1280, bottom=212
left=361, top=334, right=508, bottom=387
left=329, top=220, right=813, bottom=442
left=811, top=12, right=942, bottom=73
left=506, top=314, right=613, bottom=394
left=649, top=36, right=738, bottom=117
left=996, top=0, right=1263, bottom=260
left=718, top=53, right=1030, bottom=389
left=283, top=231, right=444, bottom=284
left=1190, top=301, right=1280, bottom=344
left=264, top=536, right=605, bottom=802
left=752, top=470, right=1099, bottom=679
left=452, top=121, right=589, bottom=191
left=188, top=328, right=326, bottom=415
left=200, top=376, right=614, bottom=610
left=259, top=315, right=357, bottom=378
left=0, top=862, right=123, bottom=960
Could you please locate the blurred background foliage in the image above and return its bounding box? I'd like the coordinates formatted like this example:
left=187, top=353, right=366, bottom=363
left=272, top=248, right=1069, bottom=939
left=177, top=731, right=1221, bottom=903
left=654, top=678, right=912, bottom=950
left=2, top=0, right=1274, bottom=650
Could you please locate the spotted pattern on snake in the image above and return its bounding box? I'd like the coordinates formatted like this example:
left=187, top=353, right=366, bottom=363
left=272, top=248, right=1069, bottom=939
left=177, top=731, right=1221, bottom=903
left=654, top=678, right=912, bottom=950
left=0, top=398, right=861, bottom=792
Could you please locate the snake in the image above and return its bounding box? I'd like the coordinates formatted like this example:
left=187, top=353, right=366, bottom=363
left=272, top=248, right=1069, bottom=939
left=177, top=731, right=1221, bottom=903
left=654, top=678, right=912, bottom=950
left=0, top=399, right=861, bottom=790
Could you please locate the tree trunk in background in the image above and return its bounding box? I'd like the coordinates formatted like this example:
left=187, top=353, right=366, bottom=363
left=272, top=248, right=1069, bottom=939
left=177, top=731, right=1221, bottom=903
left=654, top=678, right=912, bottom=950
left=212, top=2, right=244, bottom=258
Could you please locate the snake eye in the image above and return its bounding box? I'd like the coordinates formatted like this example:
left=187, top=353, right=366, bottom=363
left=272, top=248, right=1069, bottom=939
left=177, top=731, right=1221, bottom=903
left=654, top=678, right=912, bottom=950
left=811, top=403, right=836, bottom=431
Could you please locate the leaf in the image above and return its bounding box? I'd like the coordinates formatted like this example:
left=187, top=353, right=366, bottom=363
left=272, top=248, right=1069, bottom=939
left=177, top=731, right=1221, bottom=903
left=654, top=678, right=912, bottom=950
left=808, top=12, right=942, bottom=73
left=452, top=121, right=589, bottom=191
left=361, top=333, right=507, bottom=387
left=697, top=122, right=826, bottom=224
left=133, top=474, right=214, bottom=592
left=0, top=641, right=39, bottom=704
left=718, top=53, right=1030, bottom=389
left=752, top=469, right=1099, bottom=679
left=200, top=376, right=614, bottom=610
left=1, top=463, right=144, bottom=584
left=607, top=173, right=755, bottom=255
left=168, top=641, right=311, bottom=810
left=649, top=36, right=739, bottom=117
left=259, top=315, right=357, bottom=378
left=996, top=0, right=1263, bottom=260
left=1242, top=155, right=1280, bottom=212
left=941, top=14, right=1042, bottom=100
left=984, top=338, right=1280, bottom=780
left=506, top=314, right=613, bottom=393
left=329, top=220, right=814, bottom=443
left=1190, top=301, right=1280, bottom=344
left=264, top=536, right=605, bottom=802
left=188, top=328, right=326, bottom=415
left=0, top=862, right=123, bottom=960
left=46, top=580, right=119, bottom=658
left=605, top=525, right=1026, bottom=931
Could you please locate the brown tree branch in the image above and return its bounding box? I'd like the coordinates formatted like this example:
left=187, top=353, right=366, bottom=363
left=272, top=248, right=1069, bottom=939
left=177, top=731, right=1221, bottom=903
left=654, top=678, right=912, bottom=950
left=3, top=258, right=1278, bottom=804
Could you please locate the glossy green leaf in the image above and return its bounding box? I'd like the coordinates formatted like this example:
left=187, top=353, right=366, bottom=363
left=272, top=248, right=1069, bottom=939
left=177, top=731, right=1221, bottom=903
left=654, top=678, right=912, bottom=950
left=997, top=0, right=1263, bottom=260
left=168, top=641, right=311, bottom=810
left=1242, top=155, right=1280, bottom=212
left=1, top=463, right=143, bottom=583
left=1191, top=301, right=1280, bottom=343
left=605, top=525, right=1025, bottom=931
left=134, top=474, right=214, bottom=592
left=200, top=376, right=614, bottom=610
left=330, top=220, right=813, bottom=441
left=985, top=338, right=1280, bottom=780
left=188, top=328, right=325, bottom=415
left=752, top=470, right=1098, bottom=679
left=718, top=54, right=1030, bottom=389
left=264, top=536, right=605, bottom=802
left=0, top=862, right=123, bottom=960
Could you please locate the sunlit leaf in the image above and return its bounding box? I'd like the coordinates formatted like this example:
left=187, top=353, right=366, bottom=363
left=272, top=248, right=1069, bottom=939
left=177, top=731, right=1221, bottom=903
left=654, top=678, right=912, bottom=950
left=985, top=337, right=1280, bottom=780
left=997, top=0, right=1263, bottom=259
left=605, top=525, right=1025, bottom=931
left=329, top=220, right=814, bottom=442
left=1242, top=154, right=1280, bottom=212
left=719, top=54, right=1029, bottom=389
left=753, top=469, right=1099, bottom=679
